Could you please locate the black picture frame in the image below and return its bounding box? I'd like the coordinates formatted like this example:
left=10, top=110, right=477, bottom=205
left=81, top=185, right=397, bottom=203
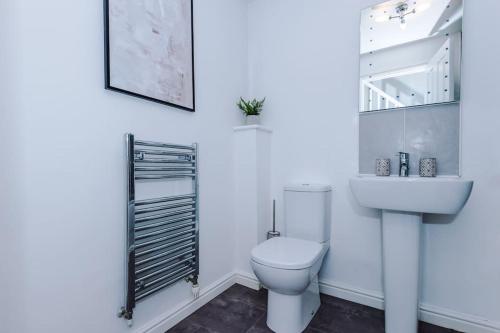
left=104, top=0, right=195, bottom=112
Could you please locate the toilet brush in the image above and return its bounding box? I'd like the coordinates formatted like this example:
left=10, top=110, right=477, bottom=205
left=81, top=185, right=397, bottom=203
left=267, top=199, right=281, bottom=239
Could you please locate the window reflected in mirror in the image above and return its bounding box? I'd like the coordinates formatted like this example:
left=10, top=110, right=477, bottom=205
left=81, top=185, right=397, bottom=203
left=359, top=0, right=463, bottom=112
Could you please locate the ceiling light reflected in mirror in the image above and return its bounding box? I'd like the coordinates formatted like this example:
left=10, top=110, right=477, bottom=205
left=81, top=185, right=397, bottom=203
left=359, top=0, right=463, bottom=112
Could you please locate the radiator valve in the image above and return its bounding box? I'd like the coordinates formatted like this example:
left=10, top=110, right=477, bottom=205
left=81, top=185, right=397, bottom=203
left=186, top=275, right=200, bottom=299
left=192, top=283, right=200, bottom=298
left=118, top=307, right=134, bottom=327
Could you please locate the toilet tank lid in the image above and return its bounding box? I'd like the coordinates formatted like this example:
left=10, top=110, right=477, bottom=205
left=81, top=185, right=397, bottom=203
left=285, top=184, right=332, bottom=192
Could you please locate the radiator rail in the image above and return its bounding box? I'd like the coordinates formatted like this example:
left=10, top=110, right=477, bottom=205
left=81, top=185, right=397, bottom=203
left=118, top=134, right=199, bottom=324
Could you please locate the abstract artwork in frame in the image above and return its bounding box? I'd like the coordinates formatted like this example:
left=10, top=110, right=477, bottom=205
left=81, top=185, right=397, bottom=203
left=104, top=0, right=195, bottom=111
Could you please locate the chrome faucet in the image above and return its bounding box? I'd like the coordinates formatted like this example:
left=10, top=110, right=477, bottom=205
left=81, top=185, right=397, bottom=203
left=398, top=152, right=410, bottom=177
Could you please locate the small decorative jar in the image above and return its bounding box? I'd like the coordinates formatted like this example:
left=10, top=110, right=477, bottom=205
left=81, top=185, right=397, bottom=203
left=419, top=158, right=437, bottom=177
left=376, top=159, right=391, bottom=176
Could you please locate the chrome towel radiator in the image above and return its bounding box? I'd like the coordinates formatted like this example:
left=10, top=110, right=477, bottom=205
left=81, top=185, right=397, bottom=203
left=119, top=134, right=199, bottom=324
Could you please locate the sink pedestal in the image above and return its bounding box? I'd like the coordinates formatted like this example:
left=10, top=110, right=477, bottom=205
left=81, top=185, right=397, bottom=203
left=382, top=210, right=422, bottom=333
left=350, top=176, right=473, bottom=333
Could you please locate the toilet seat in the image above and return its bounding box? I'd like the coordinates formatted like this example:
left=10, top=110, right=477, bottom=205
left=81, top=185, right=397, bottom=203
left=251, top=237, right=325, bottom=270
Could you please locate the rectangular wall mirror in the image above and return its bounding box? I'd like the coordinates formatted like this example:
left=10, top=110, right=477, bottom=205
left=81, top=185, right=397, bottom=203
left=359, top=0, right=463, bottom=112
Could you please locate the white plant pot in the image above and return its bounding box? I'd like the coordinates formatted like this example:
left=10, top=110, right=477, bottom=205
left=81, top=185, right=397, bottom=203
left=245, top=115, right=260, bottom=125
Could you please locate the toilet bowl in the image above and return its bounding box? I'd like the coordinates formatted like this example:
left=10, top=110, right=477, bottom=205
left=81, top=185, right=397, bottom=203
left=251, top=237, right=329, bottom=333
left=250, top=184, right=332, bottom=333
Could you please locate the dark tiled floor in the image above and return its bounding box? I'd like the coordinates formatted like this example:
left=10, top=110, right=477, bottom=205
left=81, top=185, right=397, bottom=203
left=169, top=284, right=461, bottom=333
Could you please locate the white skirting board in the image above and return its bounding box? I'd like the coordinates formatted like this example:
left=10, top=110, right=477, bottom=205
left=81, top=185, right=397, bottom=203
left=137, top=272, right=500, bottom=333
left=233, top=270, right=261, bottom=290
left=138, top=272, right=236, bottom=333
left=418, top=304, right=500, bottom=333
left=319, top=278, right=500, bottom=333
left=236, top=274, right=500, bottom=333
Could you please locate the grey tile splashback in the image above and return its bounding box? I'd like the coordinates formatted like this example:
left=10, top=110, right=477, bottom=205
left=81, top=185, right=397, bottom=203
left=359, top=110, right=404, bottom=175
left=359, top=103, right=460, bottom=176
left=405, top=103, right=460, bottom=175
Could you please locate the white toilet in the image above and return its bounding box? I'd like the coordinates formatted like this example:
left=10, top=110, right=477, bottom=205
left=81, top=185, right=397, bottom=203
left=250, top=184, right=331, bottom=333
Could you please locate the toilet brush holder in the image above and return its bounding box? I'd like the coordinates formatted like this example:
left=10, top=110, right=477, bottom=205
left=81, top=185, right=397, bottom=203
left=267, top=199, right=281, bottom=239
left=267, top=230, right=281, bottom=239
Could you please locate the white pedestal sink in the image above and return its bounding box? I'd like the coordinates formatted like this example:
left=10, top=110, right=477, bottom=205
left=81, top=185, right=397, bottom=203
left=350, top=176, right=473, bottom=333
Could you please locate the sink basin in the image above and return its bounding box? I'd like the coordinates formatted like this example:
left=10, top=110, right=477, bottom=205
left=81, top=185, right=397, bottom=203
left=349, top=176, right=473, bottom=214
left=349, top=176, right=473, bottom=333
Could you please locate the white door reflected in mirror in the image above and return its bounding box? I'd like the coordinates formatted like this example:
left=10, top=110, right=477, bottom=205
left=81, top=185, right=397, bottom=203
left=359, top=0, right=463, bottom=112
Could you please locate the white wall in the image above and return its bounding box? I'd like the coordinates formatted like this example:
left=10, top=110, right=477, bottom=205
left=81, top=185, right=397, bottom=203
left=1, top=0, right=248, bottom=332
left=422, top=0, right=500, bottom=322
left=248, top=0, right=500, bottom=328
left=249, top=0, right=384, bottom=297
left=3, top=0, right=500, bottom=331
left=0, top=2, right=27, bottom=331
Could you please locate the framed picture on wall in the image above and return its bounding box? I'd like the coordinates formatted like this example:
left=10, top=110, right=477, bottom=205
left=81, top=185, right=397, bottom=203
left=104, top=0, right=195, bottom=112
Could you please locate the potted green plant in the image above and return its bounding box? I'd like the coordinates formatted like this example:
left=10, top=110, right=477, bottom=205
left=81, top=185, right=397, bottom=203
left=237, top=97, right=266, bottom=125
